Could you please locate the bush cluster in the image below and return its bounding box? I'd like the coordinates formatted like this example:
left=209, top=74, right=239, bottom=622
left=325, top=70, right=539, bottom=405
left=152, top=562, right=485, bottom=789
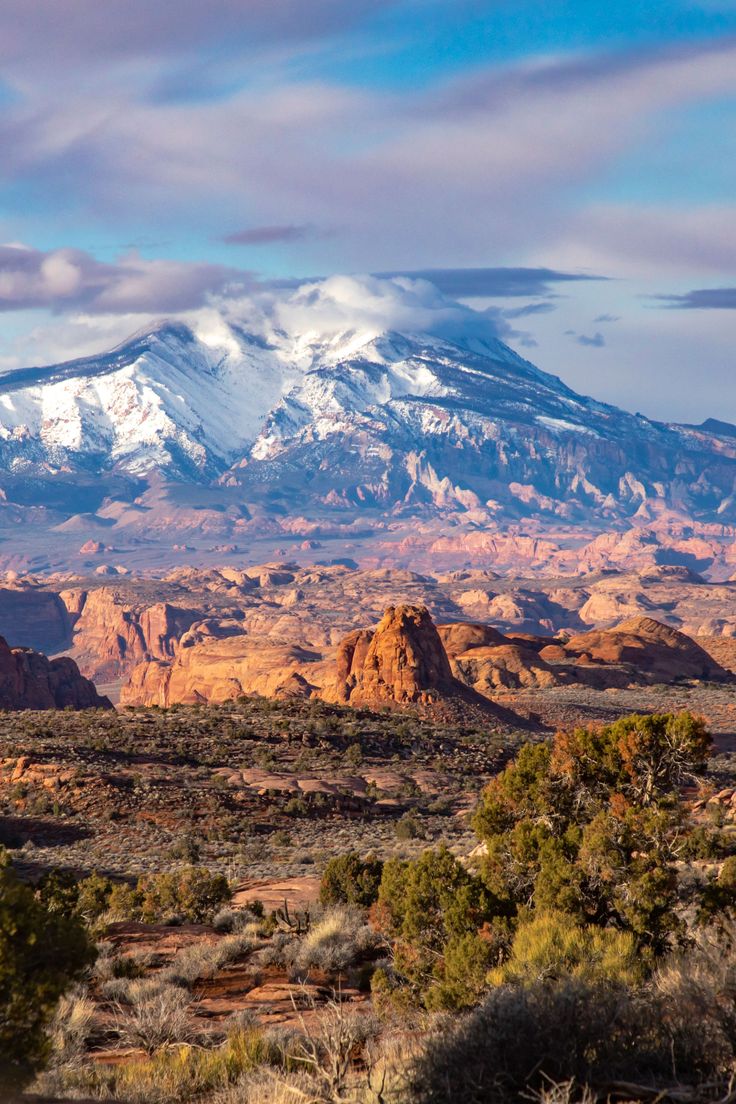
left=411, top=920, right=736, bottom=1103
left=472, top=711, right=716, bottom=956
left=39, top=865, right=232, bottom=926
left=314, top=712, right=734, bottom=1017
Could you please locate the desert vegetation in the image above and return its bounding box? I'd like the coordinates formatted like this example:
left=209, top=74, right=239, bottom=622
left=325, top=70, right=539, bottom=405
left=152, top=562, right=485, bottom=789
left=3, top=704, right=736, bottom=1101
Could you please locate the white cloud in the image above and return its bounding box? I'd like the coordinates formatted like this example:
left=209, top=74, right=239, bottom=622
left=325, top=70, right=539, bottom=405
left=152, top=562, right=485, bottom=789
left=265, top=273, right=501, bottom=343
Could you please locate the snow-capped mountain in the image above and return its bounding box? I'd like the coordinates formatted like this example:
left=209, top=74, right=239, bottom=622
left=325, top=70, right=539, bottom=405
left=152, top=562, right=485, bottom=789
left=0, top=275, right=735, bottom=532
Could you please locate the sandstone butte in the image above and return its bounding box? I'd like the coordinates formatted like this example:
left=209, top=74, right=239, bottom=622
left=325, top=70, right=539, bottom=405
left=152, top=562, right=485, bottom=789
left=0, top=635, right=111, bottom=710
left=329, top=604, right=455, bottom=706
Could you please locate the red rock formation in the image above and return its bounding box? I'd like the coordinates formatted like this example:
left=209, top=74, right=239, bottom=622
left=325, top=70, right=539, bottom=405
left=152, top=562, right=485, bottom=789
left=330, top=605, right=455, bottom=705
left=438, top=622, right=561, bottom=692
left=122, top=605, right=491, bottom=713
left=436, top=622, right=507, bottom=655
left=451, top=643, right=561, bottom=692
left=58, top=588, right=201, bottom=680
left=0, top=636, right=111, bottom=710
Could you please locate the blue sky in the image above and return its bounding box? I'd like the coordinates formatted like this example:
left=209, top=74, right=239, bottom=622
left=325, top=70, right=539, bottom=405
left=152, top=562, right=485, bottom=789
left=0, top=0, right=734, bottom=422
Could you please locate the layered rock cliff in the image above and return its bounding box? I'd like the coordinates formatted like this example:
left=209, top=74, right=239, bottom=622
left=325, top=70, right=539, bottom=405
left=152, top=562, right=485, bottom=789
left=120, top=636, right=330, bottom=707
left=58, top=588, right=203, bottom=681
left=0, top=636, right=111, bottom=710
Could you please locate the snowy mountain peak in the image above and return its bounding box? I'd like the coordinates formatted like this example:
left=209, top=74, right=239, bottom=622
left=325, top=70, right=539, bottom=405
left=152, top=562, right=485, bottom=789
left=0, top=276, right=578, bottom=478
left=0, top=274, right=733, bottom=530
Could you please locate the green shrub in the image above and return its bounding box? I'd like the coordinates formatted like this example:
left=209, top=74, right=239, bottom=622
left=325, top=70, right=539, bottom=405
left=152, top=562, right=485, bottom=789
left=319, top=852, right=383, bottom=908
left=100, top=867, right=232, bottom=925
left=718, top=855, right=736, bottom=893
left=138, top=867, right=232, bottom=924
left=36, top=869, right=79, bottom=916
left=375, top=846, right=497, bottom=1008
left=76, top=871, right=115, bottom=922
left=0, top=851, right=95, bottom=1089
left=427, top=932, right=496, bottom=1011
left=473, top=712, right=711, bottom=955
left=395, top=813, right=424, bottom=840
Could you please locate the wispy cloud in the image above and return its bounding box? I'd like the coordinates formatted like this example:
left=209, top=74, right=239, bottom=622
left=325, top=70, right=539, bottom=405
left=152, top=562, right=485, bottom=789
left=2, top=38, right=736, bottom=269
left=549, top=204, right=736, bottom=276
left=0, top=243, right=252, bottom=312
left=565, top=328, right=606, bottom=347
left=375, top=266, right=606, bottom=297
left=501, top=301, right=558, bottom=319
left=576, top=331, right=606, bottom=347
left=222, top=224, right=318, bottom=245
left=654, top=287, right=736, bottom=308
left=0, top=0, right=400, bottom=72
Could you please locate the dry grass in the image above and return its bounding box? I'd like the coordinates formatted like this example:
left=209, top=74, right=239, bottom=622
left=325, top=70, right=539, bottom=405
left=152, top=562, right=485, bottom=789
left=115, top=980, right=194, bottom=1053
left=47, top=988, right=96, bottom=1068
left=48, top=1026, right=284, bottom=1104
left=294, top=907, right=379, bottom=975
left=163, top=929, right=258, bottom=987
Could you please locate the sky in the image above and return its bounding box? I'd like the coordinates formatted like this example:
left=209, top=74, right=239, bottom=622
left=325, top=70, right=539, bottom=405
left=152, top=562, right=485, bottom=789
left=0, top=0, right=735, bottom=423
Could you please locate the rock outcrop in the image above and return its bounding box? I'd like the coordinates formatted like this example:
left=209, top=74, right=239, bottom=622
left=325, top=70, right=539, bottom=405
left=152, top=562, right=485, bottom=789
left=122, top=604, right=517, bottom=719
left=58, top=588, right=202, bottom=681
left=120, top=602, right=735, bottom=712
left=438, top=615, right=732, bottom=692
left=550, top=616, right=731, bottom=684
left=0, top=636, right=111, bottom=710
left=437, top=621, right=561, bottom=692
